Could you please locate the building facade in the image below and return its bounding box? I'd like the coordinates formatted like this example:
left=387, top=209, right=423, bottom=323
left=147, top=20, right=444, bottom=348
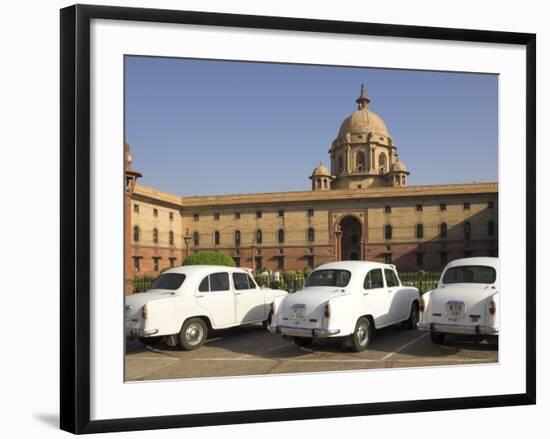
left=126, top=86, right=498, bottom=291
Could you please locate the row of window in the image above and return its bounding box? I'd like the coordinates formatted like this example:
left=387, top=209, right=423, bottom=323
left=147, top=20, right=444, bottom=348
left=133, top=227, right=175, bottom=245
left=383, top=221, right=496, bottom=240
left=384, top=201, right=494, bottom=214
left=193, top=228, right=316, bottom=247
left=133, top=256, right=178, bottom=272
left=193, top=209, right=315, bottom=222
left=133, top=204, right=175, bottom=220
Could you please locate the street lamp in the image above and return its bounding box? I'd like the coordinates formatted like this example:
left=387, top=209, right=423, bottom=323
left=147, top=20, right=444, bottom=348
left=183, top=228, right=191, bottom=259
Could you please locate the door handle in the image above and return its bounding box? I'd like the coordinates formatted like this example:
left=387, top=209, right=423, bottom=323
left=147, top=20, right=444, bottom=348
left=196, top=294, right=204, bottom=298
left=363, top=292, right=369, bottom=295
left=235, top=292, right=242, bottom=295
left=388, top=289, right=394, bottom=293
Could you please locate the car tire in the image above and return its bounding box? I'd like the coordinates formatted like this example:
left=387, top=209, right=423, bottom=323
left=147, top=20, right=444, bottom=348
left=430, top=331, right=445, bottom=344
left=402, top=301, right=419, bottom=329
left=347, top=317, right=372, bottom=352
left=178, top=318, right=208, bottom=351
left=293, top=337, right=313, bottom=347
left=262, top=312, right=273, bottom=329
left=137, top=336, right=164, bottom=347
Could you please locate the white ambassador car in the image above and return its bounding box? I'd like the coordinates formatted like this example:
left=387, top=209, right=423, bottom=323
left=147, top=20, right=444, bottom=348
left=418, top=257, right=499, bottom=344
left=125, top=265, right=288, bottom=350
left=268, top=261, right=420, bottom=351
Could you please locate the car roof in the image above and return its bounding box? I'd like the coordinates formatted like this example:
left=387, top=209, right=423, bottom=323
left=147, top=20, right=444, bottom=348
left=444, top=257, right=499, bottom=270
left=314, top=260, right=392, bottom=271
left=160, top=265, right=249, bottom=277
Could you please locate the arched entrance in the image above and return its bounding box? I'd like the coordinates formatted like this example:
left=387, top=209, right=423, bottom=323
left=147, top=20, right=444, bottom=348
left=338, top=216, right=363, bottom=261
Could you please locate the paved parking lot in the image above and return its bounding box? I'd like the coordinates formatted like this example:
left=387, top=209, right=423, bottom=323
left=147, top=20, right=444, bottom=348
left=125, top=324, right=498, bottom=381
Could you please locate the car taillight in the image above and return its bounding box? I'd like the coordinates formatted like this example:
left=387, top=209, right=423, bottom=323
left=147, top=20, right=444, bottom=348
left=324, top=303, right=331, bottom=318
left=488, top=300, right=496, bottom=316
left=141, top=304, right=148, bottom=320
left=419, top=297, right=425, bottom=312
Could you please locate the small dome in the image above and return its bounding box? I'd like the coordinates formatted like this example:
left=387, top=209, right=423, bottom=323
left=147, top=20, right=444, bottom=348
left=311, top=163, right=331, bottom=177
left=391, top=160, right=407, bottom=172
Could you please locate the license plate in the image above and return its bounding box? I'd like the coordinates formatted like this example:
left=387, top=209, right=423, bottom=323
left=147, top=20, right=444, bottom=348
left=446, top=301, right=464, bottom=320
left=290, top=305, right=306, bottom=320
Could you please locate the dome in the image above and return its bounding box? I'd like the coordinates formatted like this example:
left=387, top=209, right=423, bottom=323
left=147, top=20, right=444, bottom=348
left=391, top=160, right=408, bottom=172
left=337, top=109, right=389, bottom=139
left=311, top=163, right=331, bottom=177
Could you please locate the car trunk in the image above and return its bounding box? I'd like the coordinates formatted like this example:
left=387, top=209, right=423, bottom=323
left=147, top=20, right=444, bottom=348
left=124, top=290, right=176, bottom=329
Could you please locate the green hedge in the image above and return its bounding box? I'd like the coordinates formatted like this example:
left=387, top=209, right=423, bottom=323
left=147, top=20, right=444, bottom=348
left=182, top=251, right=236, bottom=267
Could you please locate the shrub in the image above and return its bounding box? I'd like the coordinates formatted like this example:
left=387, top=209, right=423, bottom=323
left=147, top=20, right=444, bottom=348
left=255, top=273, right=270, bottom=287
left=132, top=275, right=155, bottom=293
left=303, top=265, right=313, bottom=277
left=182, top=251, right=236, bottom=267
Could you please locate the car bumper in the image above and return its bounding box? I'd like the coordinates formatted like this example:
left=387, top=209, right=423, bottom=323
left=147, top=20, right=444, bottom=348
left=268, top=325, right=340, bottom=338
left=125, top=327, right=160, bottom=338
left=418, top=322, right=498, bottom=335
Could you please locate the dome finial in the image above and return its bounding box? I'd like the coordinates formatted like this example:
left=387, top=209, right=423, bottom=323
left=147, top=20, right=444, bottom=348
left=356, top=83, right=370, bottom=110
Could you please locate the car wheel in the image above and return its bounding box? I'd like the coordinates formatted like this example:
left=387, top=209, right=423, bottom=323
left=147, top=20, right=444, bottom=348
left=262, top=312, right=273, bottom=329
left=178, top=318, right=208, bottom=351
left=430, top=331, right=445, bottom=344
left=347, top=317, right=371, bottom=352
left=403, top=301, right=419, bottom=329
left=138, top=336, right=164, bottom=347
left=293, top=337, right=313, bottom=347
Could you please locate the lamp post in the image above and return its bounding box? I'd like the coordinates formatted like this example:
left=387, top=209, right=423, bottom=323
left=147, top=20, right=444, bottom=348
left=251, top=239, right=256, bottom=274
left=183, top=228, right=191, bottom=260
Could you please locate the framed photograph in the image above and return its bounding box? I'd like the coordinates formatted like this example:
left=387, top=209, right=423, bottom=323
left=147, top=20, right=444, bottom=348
left=60, top=4, right=536, bottom=434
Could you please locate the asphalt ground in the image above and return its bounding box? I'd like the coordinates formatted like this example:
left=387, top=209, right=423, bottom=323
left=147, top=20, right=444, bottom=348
left=125, top=324, right=498, bottom=381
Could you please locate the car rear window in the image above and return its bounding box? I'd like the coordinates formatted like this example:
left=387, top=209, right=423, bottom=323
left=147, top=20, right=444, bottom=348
left=150, top=273, right=186, bottom=290
left=305, top=269, right=351, bottom=288
left=442, top=265, right=496, bottom=284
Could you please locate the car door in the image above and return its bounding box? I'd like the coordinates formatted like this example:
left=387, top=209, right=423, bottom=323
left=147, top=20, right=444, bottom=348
left=363, top=268, right=390, bottom=327
left=233, top=272, right=266, bottom=323
left=195, top=272, right=236, bottom=327
left=384, top=268, right=407, bottom=323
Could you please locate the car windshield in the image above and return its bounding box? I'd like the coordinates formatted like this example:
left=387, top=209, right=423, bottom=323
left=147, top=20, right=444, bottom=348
left=149, top=273, right=186, bottom=290
left=442, top=266, right=496, bottom=284
left=305, top=269, right=351, bottom=288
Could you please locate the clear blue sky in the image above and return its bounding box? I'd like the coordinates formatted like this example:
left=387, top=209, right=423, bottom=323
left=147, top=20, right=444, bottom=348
left=125, top=56, right=497, bottom=196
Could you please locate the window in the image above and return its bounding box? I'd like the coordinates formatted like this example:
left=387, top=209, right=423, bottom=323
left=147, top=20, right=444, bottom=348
left=488, top=201, right=495, bottom=209
left=152, top=228, right=158, bottom=244
left=233, top=257, right=241, bottom=267
left=193, top=213, right=199, bottom=221
left=133, top=256, right=141, bottom=272
left=153, top=257, right=161, bottom=272
left=277, top=229, right=285, bottom=243
left=416, top=224, right=424, bottom=239
left=384, top=253, right=392, bottom=264
left=233, top=272, right=254, bottom=290
left=234, top=212, right=241, bottom=219
left=442, top=265, right=496, bottom=284
left=488, top=249, right=498, bottom=257
left=169, top=257, right=176, bottom=268
left=214, top=212, right=220, bottom=220
left=255, top=229, right=262, bottom=244
left=255, top=256, right=262, bottom=270
left=364, top=269, right=384, bottom=289
left=214, top=231, right=220, bottom=245
left=199, top=272, right=231, bottom=292
left=416, top=252, right=424, bottom=267
left=305, top=269, right=351, bottom=287
left=440, top=252, right=448, bottom=267
left=384, top=224, right=392, bottom=240
left=306, top=255, right=314, bottom=268
left=151, top=273, right=186, bottom=290
left=278, top=210, right=284, bottom=218
left=307, top=208, right=314, bottom=217
left=464, top=202, right=471, bottom=210
left=169, top=212, right=174, bottom=221
left=384, top=269, right=400, bottom=287
left=464, top=222, right=471, bottom=239
left=488, top=221, right=495, bottom=237
left=384, top=205, right=391, bottom=214
left=133, top=226, right=139, bottom=242
left=416, top=204, right=423, bottom=212
left=464, top=250, right=472, bottom=258
left=440, top=222, right=448, bottom=238
left=234, top=230, right=241, bottom=247
left=440, top=203, right=447, bottom=211
left=193, top=231, right=199, bottom=246
left=133, top=204, right=139, bottom=213
left=277, top=256, right=285, bottom=270
left=169, top=231, right=174, bottom=245
left=307, top=227, right=315, bottom=242
left=256, top=211, right=262, bottom=219
left=153, top=208, right=158, bottom=217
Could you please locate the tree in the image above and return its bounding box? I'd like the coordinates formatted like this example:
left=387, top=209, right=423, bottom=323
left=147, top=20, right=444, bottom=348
left=182, top=251, right=236, bottom=267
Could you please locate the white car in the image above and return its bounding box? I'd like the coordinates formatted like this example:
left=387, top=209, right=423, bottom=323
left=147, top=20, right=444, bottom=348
left=268, top=261, right=420, bottom=351
left=418, top=257, right=499, bottom=344
left=125, top=265, right=288, bottom=350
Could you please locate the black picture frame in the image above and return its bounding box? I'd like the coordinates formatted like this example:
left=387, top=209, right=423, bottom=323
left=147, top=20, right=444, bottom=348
left=60, top=4, right=536, bottom=434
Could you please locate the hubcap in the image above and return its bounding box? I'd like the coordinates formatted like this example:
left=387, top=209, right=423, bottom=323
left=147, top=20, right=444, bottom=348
left=356, top=323, right=369, bottom=346
left=185, top=324, right=204, bottom=345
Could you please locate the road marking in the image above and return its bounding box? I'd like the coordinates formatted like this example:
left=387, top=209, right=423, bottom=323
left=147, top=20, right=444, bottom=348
left=236, top=343, right=293, bottom=359
left=380, top=332, right=429, bottom=361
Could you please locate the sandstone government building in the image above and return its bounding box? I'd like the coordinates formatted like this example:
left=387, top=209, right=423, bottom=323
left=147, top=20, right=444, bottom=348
left=124, top=85, right=498, bottom=293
